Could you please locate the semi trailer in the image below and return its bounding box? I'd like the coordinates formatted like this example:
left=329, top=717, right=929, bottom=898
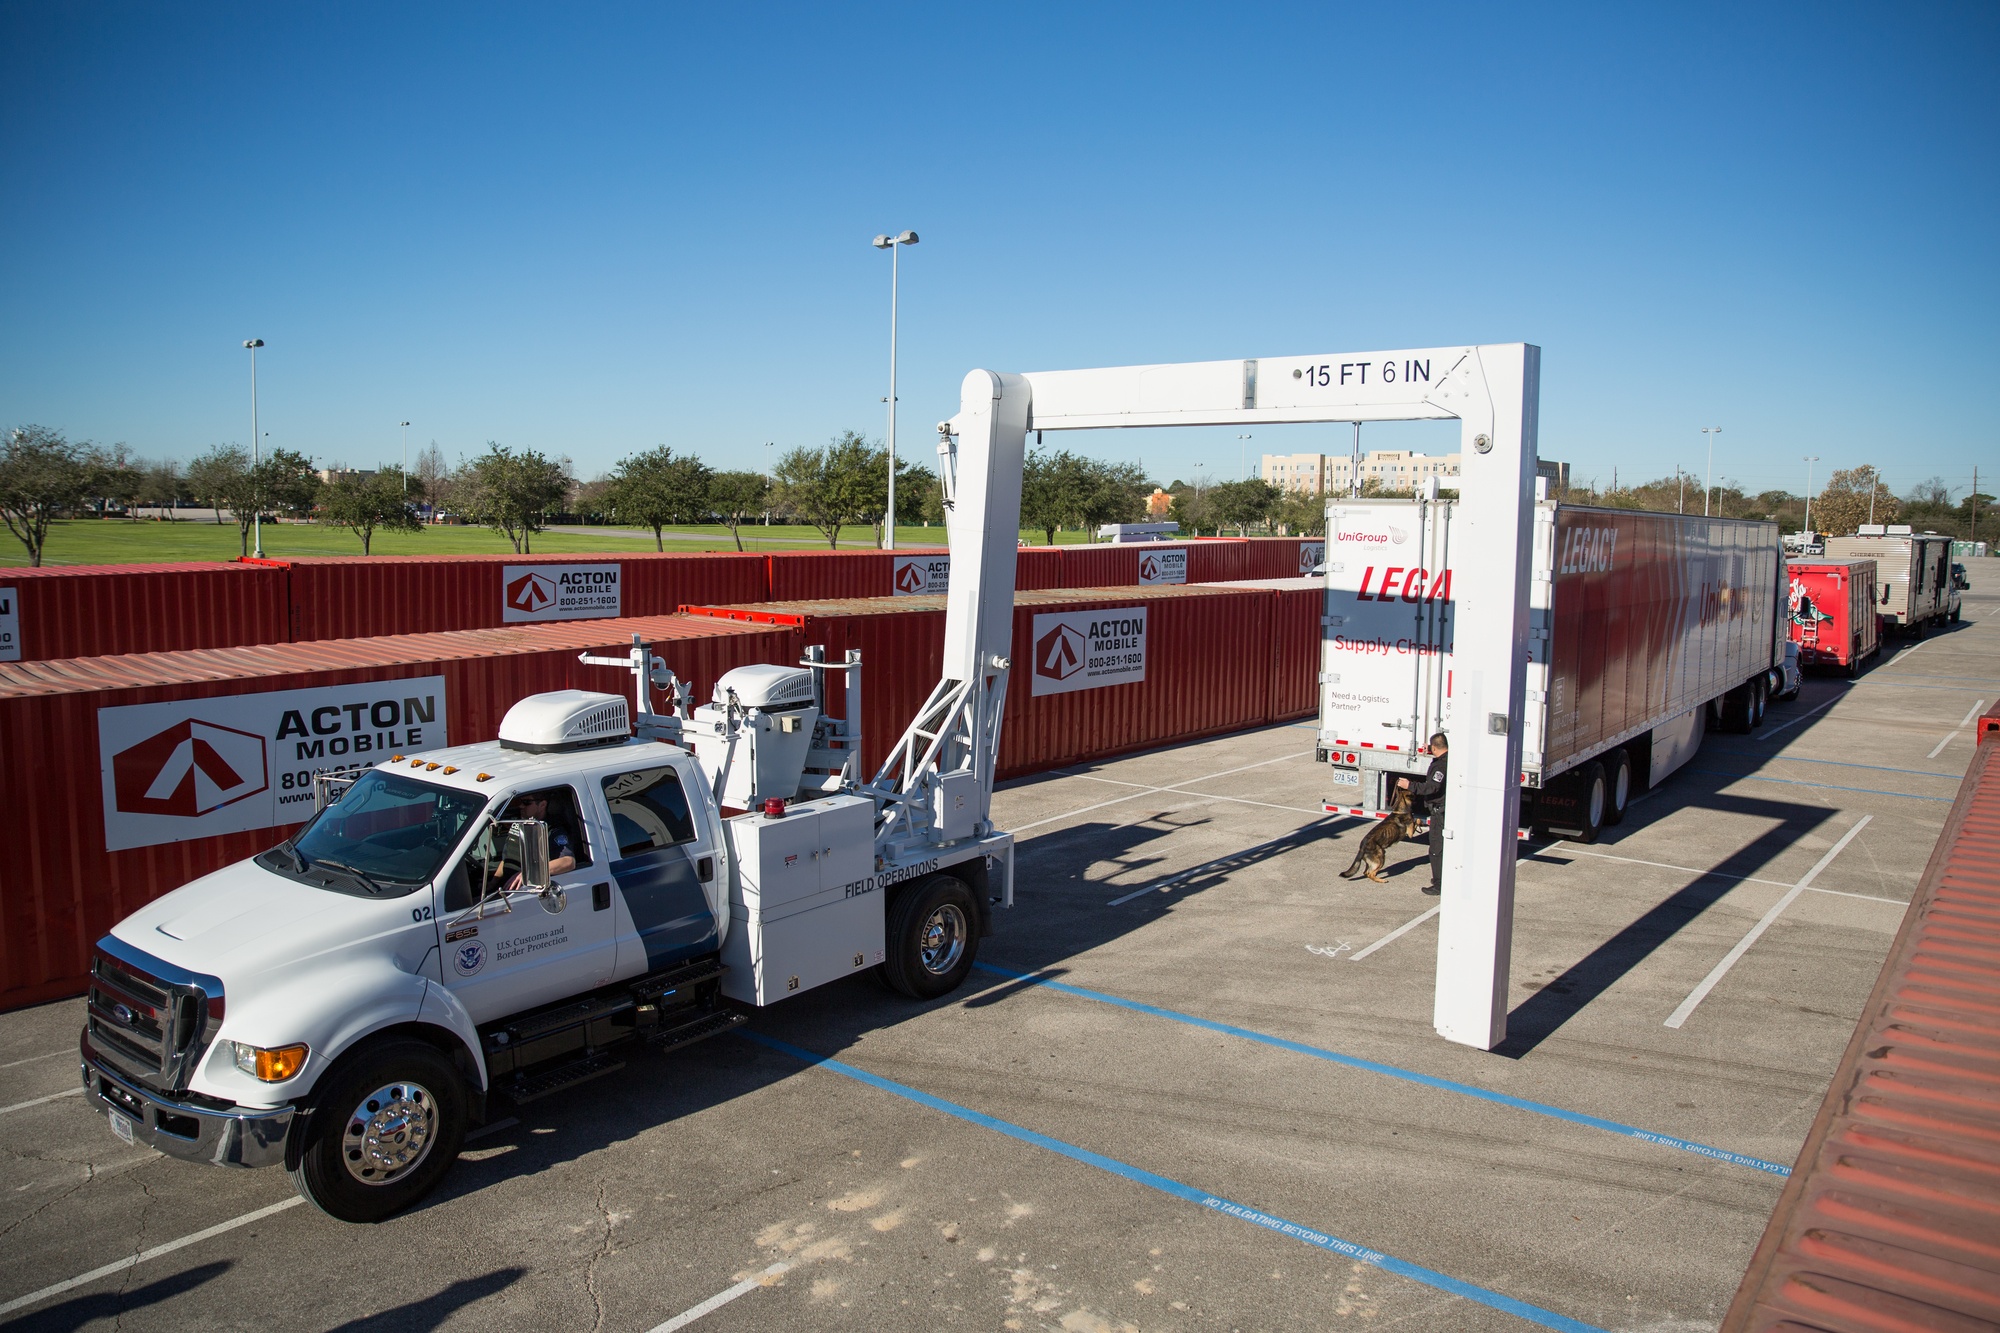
left=1824, top=526, right=1960, bottom=634
left=1316, top=498, right=1785, bottom=842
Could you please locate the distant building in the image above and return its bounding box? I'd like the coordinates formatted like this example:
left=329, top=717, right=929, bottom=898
left=1145, top=487, right=1173, bottom=518
left=1260, top=449, right=1461, bottom=495
left=316, top=468, right=378, bottom=485
left=1260, top=449, right=1569, bottom=497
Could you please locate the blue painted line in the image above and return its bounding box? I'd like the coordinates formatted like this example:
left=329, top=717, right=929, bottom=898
left=971, top=962, right=1793, bottom=1178
left=1686, top=769, right=1955, bottom=801
left=1703, top=752, right=1961, bottom=780
left=742, top=1030, right=1607, bottom=1333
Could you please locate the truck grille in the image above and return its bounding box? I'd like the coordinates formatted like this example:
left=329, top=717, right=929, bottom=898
left=86, top=940, right=223, bottom=1095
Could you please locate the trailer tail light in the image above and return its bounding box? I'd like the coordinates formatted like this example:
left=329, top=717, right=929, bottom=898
left=1344, top=752, right=1358, bottom=764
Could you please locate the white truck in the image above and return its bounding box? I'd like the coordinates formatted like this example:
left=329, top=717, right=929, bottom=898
left=79, top=394, right=1029, bottom=1223
left=1316, top=495, right=1785, bottom=842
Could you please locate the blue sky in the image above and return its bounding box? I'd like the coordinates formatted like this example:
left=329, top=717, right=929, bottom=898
left=2, top=3, right=1994, bottom=499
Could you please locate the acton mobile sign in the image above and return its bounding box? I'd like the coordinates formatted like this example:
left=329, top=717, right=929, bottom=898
left=1030, top=608, right=1147, bottom=696
left=96, top=677, right=449, bottom=852
left=501, top=565, right=622, bottom=623
left=0, top=587, right=14, bottom=662
left=892, top=554, right=950, bottom=596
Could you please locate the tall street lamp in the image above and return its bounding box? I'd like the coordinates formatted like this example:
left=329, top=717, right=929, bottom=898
left=1236, top=434, right=1252, bottom=482
left=872, top=230, right=918, bottom=551
left=400, top=422, right=411, bottom=494
left=1700, top=426, right=1722, bottom=517
left=1802, top=455, right=1820, bottom=534
left=243, top=339, right=265, bottom=556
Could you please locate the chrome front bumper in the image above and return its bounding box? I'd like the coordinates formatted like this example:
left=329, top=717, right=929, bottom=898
left=79, top=1035, right=292, bottom=1169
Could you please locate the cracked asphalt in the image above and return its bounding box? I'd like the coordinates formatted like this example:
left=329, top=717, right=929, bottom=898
left=0, top=560, right=1993, bottom=1332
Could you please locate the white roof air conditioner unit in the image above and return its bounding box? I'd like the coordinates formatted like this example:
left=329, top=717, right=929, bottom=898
left=713, top=664, right=815, bottom=710
left=499, top=690, right=631, bottom=752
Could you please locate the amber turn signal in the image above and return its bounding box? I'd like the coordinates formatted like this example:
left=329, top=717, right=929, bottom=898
left=233, top=1041, right=309, bottom=1082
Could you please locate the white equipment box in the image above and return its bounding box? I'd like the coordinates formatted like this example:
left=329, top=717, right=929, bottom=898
left=720, top=794, right=883, bottom=1005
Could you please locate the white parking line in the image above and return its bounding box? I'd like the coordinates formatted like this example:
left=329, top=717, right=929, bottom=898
left=1059, top=772, right=1326, bottom=816
left=1664, top=816, right=1873, bottom=1030
left=1925, top=699, right=1987, bottom=759
left=1547, top=846, right=1904, bottom=904
left=0, top=1086, right=82, bottom=1115
left=1014, top=751, right=1313, bottom=835
left=1348, top=906, right=1441, bottom=961
left=647, top=1262, right=793, bottom=1332
left=1758, top=693, right=1844, bottom=739
left=0, top=1050, right=71, bottom=1071
left=0, top=1196, right=305, bottom=1319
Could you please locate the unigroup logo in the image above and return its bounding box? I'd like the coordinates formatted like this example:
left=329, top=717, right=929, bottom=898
left=1035, top=622, right=1086, bottom=682
left=111, top=718, right=268, bottom=818
left=506, top=571, right=555, bottom=613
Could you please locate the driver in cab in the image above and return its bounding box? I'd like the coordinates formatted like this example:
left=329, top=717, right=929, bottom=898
left=495, top=788, right=580, bottom=891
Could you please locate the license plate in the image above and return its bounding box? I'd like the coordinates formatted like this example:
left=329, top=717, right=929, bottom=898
left=108, top=1110, right=136, bottom=1145
left=1328, top=769, right=1360, bottom=787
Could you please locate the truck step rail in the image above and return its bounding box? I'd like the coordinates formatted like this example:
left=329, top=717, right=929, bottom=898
left=627, top=956, right=726, bottom=1003
left=648, top=1009, right=748, bottom=1055
left=501, top=1051, right=626, bottom=1104
left=497, top=992, right=636, bottom=1046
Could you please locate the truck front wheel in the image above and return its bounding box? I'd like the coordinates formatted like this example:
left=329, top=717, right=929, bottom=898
left=289, top=1039, right=467, bottom=1223
left=882, top=875, right=980, bottom=1000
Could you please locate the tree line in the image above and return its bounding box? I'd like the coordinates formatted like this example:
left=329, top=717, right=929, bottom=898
left=0, top=422, right=1357, bottom=567
left=1566, top=465, right=1992, bottom=540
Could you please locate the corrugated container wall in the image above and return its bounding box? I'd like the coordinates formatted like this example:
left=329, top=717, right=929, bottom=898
left=271, top=552, right=769, bottom=641
left=0, top=615, right=794, bottom=1008
left=767, top=551, right=894, bottom=601
left=685, top=585, right=1311, bottom=781
left=0, top=563, right=289, bottom=662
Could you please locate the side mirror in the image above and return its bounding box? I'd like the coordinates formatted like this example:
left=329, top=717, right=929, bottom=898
left=511, top=820, right=552, bottom=892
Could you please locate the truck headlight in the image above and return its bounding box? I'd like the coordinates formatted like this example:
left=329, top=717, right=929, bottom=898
left=232, top=1042, right=309, bottom=1082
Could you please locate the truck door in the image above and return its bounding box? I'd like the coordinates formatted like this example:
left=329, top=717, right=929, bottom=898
left=597, top=762, right=722, bottom=979
left=436, top=783, right=618, bottom=1024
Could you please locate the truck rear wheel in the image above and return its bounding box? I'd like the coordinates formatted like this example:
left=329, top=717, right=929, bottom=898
left=1575, top=761, right=1608, bottom=844
left=1603, top=750, right=1631, bottom=827
left=882, top=875, right=980, bottom=1000
left=289, top=1039, right=467, bottom=1224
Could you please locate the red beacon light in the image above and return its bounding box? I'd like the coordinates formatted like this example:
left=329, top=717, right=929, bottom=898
left=762, top=797, right=787, bottom=818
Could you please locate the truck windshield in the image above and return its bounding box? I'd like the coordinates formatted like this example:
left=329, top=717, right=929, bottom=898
left=281, top=771, right=491, bottom=893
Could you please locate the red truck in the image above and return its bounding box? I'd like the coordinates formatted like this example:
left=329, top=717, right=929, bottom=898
left=1786, top=558, right=1881, bottom=675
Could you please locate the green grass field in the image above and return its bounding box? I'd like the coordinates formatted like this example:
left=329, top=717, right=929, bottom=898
left=0, top=519, right=1111, bottom=567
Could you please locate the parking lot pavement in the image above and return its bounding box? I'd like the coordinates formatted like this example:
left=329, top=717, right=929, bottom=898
left=1, top=566, right=1994, bottom=1332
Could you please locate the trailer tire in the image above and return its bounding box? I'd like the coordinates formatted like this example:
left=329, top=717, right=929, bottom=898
left=1575, top=761, right=1608, bottom=844
left=288, top=1039, right=467, bottom=1224
left=1603, top=750, right=1631, bottom=827
left=1750, top=677, right=1768, bottom=728
left=881, top=875, right=980, bottom=1000
left=1718, top=683, right=1753, bottom=734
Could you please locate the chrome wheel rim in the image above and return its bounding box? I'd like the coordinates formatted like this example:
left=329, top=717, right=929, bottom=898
left=1588, top=777, right=1605, bottom=827
left=1613, top=765, right=1629, bottom=810
left=919, top=903, right=968, bottom=977
left=341, top=1081, right=437, bottom=1186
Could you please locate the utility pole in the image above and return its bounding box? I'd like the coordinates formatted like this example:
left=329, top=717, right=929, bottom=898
left=1349, top=422, right=1362, bottom=499
left=1868, top=467, right=1878, bottom=526
left=1973, top=465, right=1980, bottom=544
left=1676, top=465, right=1685, bottom=513
left=1803, top=455, right=1819, bottom=535
left=1700, top=426, right=1722, bottom=517
left=872, top=230, right=918, bottom=550
left=243, top=339, right=265, bottom=557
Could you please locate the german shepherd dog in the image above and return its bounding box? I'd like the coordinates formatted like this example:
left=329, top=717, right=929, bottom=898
left=1338, top=787, right=1420, bottom=883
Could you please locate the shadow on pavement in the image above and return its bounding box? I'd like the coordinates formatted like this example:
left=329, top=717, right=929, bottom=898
left=8, top=1260, right=230, bottom=1333
left=322, top=1268, right=526, bottom=1332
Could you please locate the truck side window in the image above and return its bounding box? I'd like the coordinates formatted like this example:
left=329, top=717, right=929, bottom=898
left=602, top=768, right=697, bottom=855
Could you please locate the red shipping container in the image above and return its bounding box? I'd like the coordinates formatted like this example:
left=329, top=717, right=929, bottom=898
left=1786, top=558, right=1880, bottom=673
left=1182, top=538, right=1252, bottom=583
left=263, top=551, right=768, bottom=641
left=0, top=562, right=289, bottom=662
left=684, top=585, right=1282, bottom=780
left=1240, top=538, right=1324, bottom=580
left=0, top=614, right=794, bottom=1008
left=766, top=550, right=896, bottom=601
left=1057, top=543, right=1141, bottom=589
left=1015, top=547, right=1063, bottom=591
left=1266, top=585, right=1324, bottom=721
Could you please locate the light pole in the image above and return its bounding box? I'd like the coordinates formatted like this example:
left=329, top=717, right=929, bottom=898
left=1802, top=455, right=1820, bottom=534
left=1350, top=421, right=1362, bottom=499
left=400, top=422, right=411, bottom=494
left=1700, top=426, right=1722, bottom=517
left=764, top=442, right=774, bottom=526
left=872, top=230, right=918, bottom=550
left=243, top=339, right=265, bottom=556
left=1236, top=434, right=1252, bottom=482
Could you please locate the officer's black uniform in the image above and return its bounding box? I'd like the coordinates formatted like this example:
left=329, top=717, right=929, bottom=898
left=1410, top=751, right=1447, bottom=894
